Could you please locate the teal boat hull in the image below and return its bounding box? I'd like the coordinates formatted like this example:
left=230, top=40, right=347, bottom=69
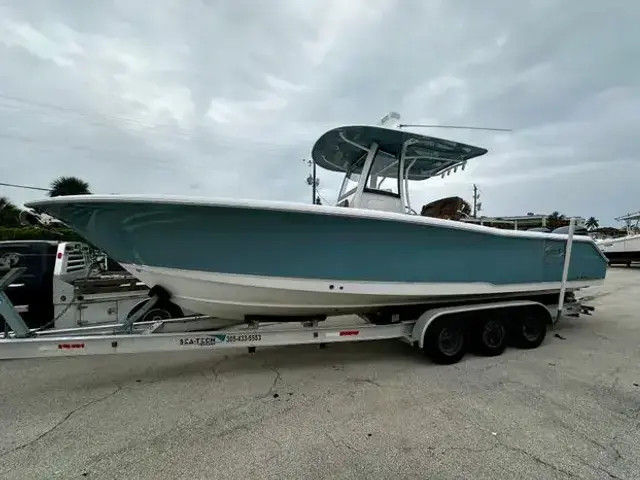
left=26, top=195, right=608, bottom=319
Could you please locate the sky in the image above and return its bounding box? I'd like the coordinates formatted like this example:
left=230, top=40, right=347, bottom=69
left=0, top=0, right=638, bottom=226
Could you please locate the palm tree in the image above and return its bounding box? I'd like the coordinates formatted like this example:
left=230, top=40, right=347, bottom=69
left=48, top=176, right=91, bottom=197
left=585, top=217, right=599, bottom=230
left=0, top=196, right=21, bottom=227
left=460, top=199, right=472, bottom=217
left=546, top=211, right=566, bottom=230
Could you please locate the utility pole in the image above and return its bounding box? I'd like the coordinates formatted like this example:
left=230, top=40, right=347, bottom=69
left=472, top=184, right=481, bottom=218
left=304, top=158, right=320, bottom=205
left=312, top=158, right=317, bottom=204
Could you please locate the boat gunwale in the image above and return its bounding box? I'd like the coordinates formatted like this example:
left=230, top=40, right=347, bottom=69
left=27, top=193, right=603, bottom=247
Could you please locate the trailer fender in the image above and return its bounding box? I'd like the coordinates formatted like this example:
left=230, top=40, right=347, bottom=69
left=411, top=300, right=552, bottom=349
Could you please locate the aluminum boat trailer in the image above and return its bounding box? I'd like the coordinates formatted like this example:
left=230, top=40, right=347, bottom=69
left=0, top=219, right=597, bottom=364
left=0, top=272, right=594, bottom=364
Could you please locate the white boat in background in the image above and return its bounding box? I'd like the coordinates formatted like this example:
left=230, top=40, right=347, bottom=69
left=597, top=211, right=640, bottom=266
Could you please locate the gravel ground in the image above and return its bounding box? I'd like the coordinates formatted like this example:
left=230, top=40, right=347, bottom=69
left=0, top=267, right=638, bottom=479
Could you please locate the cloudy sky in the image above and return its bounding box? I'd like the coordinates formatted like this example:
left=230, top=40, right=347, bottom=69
left=0, top=0, right=637, bottom=226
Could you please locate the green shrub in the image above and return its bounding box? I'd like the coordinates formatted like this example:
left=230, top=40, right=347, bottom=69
left=0, top=226, right=84, bottom=242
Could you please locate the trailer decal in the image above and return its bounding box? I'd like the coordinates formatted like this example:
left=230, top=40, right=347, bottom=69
left=179, top=336, right=217, bottom=347
left=217, top=333, right=262, bottom=343
left=58, top=343, right=85, bottom=350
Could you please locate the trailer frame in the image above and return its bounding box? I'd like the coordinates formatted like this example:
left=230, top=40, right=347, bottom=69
left=0, top=286, right=593, bottom=362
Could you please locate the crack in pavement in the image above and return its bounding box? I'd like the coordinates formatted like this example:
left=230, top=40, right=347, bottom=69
left=349, top=378, right=382, bottom=388
left=491, top=436, right=579, bottom=478
left=83, top=395, right=298, bottom=473
left=598, top=467, right=624, bottom=480
left=0, top=386, right=123, bottom=457
left=440, top=445, right=498, bottom=454
left=263, top=366, right=282, bottom=398
left=204, top=355, right=230, bottom=382
left=324, top=430, right=363, bottom=455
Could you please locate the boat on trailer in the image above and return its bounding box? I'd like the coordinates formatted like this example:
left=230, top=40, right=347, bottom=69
left=0, top=116, right=605, bottom=365
left=597, top=211, right=640, bottom=266
left=23, top=122, right=607, bottom=323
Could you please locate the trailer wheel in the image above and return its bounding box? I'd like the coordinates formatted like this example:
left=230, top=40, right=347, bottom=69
left=510, top=308, right=547, bottom=349
left=423, top=317, right=467, bottom=365
left=140, top=306, right=173, bottom=322
left=127, top=301, right=184, bottom=323
left=472, top=316, right=508, bottom=357
left=363, top=310, right=395, bottom=325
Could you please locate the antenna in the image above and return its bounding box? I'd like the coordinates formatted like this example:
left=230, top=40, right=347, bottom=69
left=378, top=112, right=402, bottom=128
left=397, top=124, right=512, bottom=132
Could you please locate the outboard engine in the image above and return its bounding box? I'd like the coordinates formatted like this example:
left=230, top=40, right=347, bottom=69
left=18, top=208, right=41, bottom=226
left=19, top=208, right=65, bottom=227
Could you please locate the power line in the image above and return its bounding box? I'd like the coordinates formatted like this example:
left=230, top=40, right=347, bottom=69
left=0, top=181, right=50, bottom=192
left=0, top=92, right=188, bottom=133
left=0, top=128, right=296, bottom=180
left=0, top=92, right=331, bottom=155
left=0, top=92, right=312, bottom=144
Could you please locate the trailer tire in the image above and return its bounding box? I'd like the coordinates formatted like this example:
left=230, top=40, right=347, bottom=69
left=141, top=304, right=181, bottom=322
left=422, top=316, right=467, bottom=365
left=509, top=308, right=547, bottom=349
left=126, top=301, right=184, bottom=323
left=363, top=310, right=395, bottom=325
left=472, top=316, right=508, bottom=357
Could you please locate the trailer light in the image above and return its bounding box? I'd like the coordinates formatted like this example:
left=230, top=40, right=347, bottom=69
left=339, top=330, right=360, bottom=336
left=57, top=343, right=85, bottom=350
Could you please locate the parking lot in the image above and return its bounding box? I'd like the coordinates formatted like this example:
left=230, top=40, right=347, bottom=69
left=1, top=267, right=639, bottom=479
